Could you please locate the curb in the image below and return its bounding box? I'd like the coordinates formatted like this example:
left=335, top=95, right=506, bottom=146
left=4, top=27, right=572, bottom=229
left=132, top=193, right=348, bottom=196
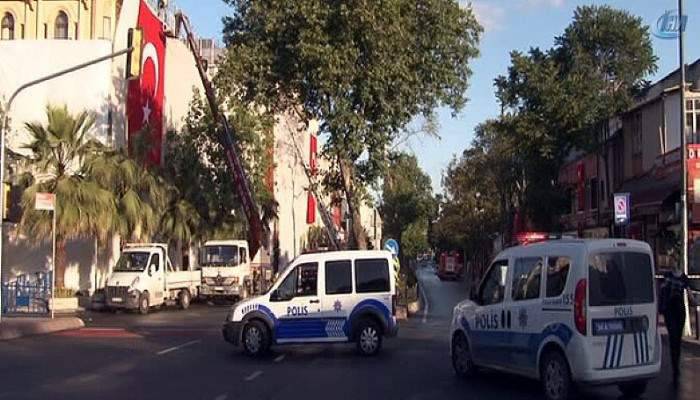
left=682, top=337, right=700, bottom=355
left=0, top=317, right=85, bottom=341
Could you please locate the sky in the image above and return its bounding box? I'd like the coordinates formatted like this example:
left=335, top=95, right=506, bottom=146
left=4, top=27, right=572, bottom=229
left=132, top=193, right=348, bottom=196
left=175, top=0, right=699, bottom=193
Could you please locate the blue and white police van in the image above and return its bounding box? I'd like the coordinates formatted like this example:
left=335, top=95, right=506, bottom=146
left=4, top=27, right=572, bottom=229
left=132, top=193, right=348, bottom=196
left=223, top=250, right=398, bottom=356
left=450, top=239, right=661, bottom=400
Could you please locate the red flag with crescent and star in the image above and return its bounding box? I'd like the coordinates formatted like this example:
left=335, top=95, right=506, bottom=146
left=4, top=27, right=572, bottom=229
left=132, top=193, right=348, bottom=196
left=126, top=0, right=166, bottom=166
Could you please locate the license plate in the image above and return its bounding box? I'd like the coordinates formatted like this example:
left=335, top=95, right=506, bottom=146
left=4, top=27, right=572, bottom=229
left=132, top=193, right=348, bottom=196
left=215, top=287, right=224, bottom=291
left=111, top=297, right=123, bottom=302
left=446, top=266, right=454, bottom=272
left=593, top=319, right=624, bottom=335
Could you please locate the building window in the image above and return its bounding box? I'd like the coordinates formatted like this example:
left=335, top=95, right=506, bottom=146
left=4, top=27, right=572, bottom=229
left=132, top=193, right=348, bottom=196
left=590, top=178, right=598, bottom=210
left=1, top=12, right=14, bottom=40
left=102, top=16, right=112, bottom=39
left=54, top=11, right=69, bottom=39
left=43, top=23, right=48, bottom=39
left=687, top=98, right=700, bottom=142
left=631, top=112, right=642, bottom=156
left=20, top=23, right=24, bottom=38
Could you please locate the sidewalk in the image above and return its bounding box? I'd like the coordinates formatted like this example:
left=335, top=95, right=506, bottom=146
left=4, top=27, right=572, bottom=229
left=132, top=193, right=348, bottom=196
left=0, top=316, right=84, bottom=341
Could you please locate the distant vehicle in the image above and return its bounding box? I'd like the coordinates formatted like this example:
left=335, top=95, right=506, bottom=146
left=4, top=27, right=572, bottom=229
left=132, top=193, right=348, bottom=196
left=105, top=244, right=201, bottom=314
left=450, top=239, right=660, bottom=400
left=223, top=250, right=398, bottom=357
left=438, top=251, right=463, bottom=280
left=199, top=240, right=252, bottom=301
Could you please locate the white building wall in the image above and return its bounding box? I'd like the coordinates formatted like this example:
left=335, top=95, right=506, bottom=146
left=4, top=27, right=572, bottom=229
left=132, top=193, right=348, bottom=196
left=0, top=40, right=114, bottom=153
left=163, top=37, right=205, bottom=132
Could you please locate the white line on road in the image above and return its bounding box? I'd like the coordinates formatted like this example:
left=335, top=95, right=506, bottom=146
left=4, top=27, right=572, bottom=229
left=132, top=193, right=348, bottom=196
left=419, top=278, right=430, bottom=323
left=156, top=339, right=201, bottom=355
left=244, top=370, right=263, bottom=382
left=214, top=394, right=228, bottom=400
left=274, top=354, right=286, bottom=363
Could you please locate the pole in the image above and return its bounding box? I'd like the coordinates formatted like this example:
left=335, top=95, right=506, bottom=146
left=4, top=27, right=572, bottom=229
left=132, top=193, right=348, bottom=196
left=678, top=0, right=692, bottom=337
left=0, top=47, right=132, bottom=324
left=51, top=205, right=56, bottom=320
left=0, top=114, right=7, bottom=323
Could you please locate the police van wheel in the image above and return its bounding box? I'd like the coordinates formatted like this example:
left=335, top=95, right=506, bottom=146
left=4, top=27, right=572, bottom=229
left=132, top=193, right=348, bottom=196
left=451, top=332, right=476, bottom=378
left=178, top=290, right=191, bottom=310
left=138, top=292, right=149, bottom=315
left=243, top=320, right=270, bottom=357
left=618, top=380, right=647, bottom=398
left=541, top=350, right=572, bottom=400
left=356, top=319, right=382, bottom=356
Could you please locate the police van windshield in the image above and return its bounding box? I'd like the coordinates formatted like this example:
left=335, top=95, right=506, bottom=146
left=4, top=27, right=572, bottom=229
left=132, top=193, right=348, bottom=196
left=114, top=252, right=151, bottom=272
left=588, top=251, right=654, bottom=306
left=200, top=245, right=239, bottom=267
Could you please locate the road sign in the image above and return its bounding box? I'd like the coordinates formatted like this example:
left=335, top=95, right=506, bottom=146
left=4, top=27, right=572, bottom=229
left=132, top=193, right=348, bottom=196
left=614, top=193, right=630, bottom=226
left=384, top=239, right=399, bottom=256
left=35, top=192, right=55, bottom=211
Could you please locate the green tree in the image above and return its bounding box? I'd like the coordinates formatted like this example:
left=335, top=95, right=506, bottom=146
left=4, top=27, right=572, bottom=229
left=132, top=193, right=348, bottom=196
left=19, top=105, right=116, bottom=288
left=493, top=5, right=656, bottom=228
left=220, top=0, right=482, bottom=249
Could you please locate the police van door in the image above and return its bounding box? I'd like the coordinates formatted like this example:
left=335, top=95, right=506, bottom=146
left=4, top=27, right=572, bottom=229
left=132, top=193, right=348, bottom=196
left=508, top=256, right=545, bottom=373
left=270, top=262, right=325, bottom=343
left=472, top=258, right=511, bottom=367
left=319, top=259, right=354, bottom=341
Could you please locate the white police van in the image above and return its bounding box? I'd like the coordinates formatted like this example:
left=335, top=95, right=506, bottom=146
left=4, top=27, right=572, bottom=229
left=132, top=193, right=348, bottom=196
left=450, top=239, right=660, bottom=400
left=223, top=250, right=398, bottom=356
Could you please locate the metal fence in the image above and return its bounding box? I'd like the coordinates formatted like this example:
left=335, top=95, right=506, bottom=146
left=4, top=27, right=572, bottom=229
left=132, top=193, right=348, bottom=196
left=1, top=272, right=52, bottom=315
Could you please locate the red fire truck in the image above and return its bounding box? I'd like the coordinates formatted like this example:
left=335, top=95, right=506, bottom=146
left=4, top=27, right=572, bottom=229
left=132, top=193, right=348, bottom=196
left=437, top=251, right=464, bottom=280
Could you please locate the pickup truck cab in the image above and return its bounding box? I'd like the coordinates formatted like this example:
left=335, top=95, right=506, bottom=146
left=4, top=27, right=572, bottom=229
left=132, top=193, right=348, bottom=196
left=223, top=250, right=398, bottom=356
left=199, top=240, right=252, bottom=301
left=105, top=243, right=201, bottom=314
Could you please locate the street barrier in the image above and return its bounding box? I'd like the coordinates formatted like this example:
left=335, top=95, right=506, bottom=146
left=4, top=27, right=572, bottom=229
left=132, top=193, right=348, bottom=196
left=1, top=272, right=52, bottom=315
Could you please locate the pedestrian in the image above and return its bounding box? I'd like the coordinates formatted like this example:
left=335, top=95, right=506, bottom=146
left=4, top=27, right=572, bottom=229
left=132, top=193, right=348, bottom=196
left=659, top=265, right=690, bottom=384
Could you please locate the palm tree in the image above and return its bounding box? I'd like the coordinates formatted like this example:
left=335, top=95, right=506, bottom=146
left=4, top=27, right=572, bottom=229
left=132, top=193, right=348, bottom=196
left=83, top=150, right=166, bottom=241
left=19, top=105, right=116, bottom=288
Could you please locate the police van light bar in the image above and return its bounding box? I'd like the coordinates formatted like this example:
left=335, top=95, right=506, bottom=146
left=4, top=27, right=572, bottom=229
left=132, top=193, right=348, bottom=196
left=514, top=232, right=578, bottom=246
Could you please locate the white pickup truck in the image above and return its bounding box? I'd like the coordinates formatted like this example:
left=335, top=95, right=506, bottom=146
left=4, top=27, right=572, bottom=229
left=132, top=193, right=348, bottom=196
left=105, top=243, right=201, bottom=314
left=198, top=240, right=253, bottom=301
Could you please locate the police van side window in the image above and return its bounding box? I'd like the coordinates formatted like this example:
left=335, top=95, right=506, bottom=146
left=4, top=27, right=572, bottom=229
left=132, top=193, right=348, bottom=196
left=296, top=263, right=318, bottom=297
left=479, top=260, right=508, bottom=305
left=326, top=260, right=352, bottom=295
left=355, top=258, right=390, bottom=293
left=512, top=257, right=542, bottom=301
left=546, top=256, right=571, bottom=297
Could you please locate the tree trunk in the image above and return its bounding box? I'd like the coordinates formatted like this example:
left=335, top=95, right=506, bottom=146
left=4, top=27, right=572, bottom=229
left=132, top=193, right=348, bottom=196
left=338, top=156, right=368, bottom=250
left=55, top=238, right=67, bottom=289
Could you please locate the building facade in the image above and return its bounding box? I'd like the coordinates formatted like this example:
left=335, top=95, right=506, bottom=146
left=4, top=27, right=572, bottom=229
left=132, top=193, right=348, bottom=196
left=559, top=59, right=700, bottom=277
left=0, top=0, right=119, bottom=41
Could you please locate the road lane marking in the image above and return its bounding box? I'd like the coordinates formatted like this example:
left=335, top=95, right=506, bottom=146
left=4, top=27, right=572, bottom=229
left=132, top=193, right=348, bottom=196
left=156, top=339, right=201, bottom=355
left=244, top=370, right=263, bottom=381
left=214, top=394, right=228, bottom=400
left=274, top=354, right=285, bottom=363
left=419, top=280, right=429, bottom=323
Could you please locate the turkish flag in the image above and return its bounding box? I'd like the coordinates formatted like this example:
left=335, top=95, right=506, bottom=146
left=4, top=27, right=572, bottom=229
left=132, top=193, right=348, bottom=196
left=126, top=0, right=166, bottom=166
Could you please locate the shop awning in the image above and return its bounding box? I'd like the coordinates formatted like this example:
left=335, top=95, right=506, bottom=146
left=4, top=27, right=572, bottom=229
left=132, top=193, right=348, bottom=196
left=617, top=172, right=679, bottom=214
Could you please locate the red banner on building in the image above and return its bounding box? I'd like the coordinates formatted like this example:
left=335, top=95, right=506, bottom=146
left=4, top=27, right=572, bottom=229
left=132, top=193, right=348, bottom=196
left=126, top=0, right=166, bottom=166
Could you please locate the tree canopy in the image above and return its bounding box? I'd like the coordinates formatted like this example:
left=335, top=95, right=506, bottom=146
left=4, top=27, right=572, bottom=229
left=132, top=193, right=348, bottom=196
left=220, top=0, right=482, bottom=248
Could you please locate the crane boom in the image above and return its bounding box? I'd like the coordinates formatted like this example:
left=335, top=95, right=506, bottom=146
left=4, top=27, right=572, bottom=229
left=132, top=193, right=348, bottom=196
left=175, top=13, right=263, bottom=257
left=175, top=12, right=340, bottom=253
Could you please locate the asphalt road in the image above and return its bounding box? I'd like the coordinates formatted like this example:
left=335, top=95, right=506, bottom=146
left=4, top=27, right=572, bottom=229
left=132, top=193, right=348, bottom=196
left=0, top=263, right=697, bottom=400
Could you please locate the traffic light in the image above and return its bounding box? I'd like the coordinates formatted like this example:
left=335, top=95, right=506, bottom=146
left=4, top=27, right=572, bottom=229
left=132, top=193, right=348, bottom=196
left=126, top=28, right=143, bottom=79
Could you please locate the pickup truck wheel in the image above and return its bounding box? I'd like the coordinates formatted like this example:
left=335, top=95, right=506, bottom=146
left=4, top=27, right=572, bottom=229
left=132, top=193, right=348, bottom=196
left=138, top=292, right=149, bottom=315
left=178, top=290, right=191, bottom=310
left=242, top=320, right=270, bottom=357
